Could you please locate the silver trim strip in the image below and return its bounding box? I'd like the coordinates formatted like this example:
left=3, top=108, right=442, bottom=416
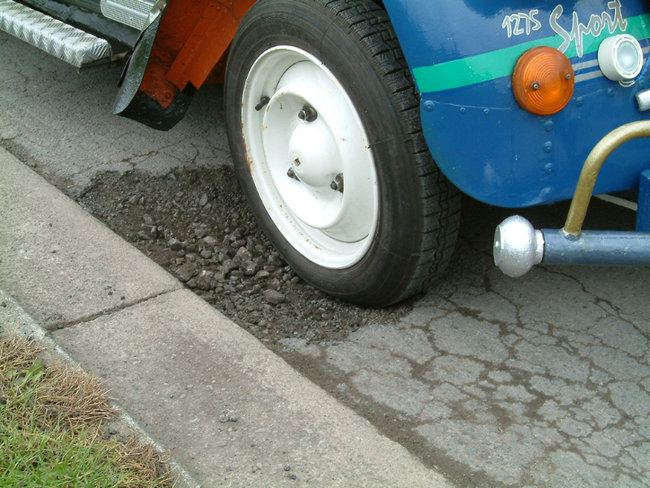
left=572, top=59, right=600, bottom=71
left=595, top=194, right=638, bottom=211
left=575, top=70, right=605, bottom=83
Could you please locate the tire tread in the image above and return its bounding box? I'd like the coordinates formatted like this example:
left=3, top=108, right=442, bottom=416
left=322, top=0, right=460, bottom=304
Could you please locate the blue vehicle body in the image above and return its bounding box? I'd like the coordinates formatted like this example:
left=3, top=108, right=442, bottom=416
left=384, top=0, right=650, bottom=208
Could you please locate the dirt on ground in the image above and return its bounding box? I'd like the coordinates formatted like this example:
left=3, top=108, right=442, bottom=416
left=75, top=167, right=411, bottom=345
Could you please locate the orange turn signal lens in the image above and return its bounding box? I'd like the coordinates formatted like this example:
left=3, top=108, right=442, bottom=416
left=512, top=47, right=575, bottom=116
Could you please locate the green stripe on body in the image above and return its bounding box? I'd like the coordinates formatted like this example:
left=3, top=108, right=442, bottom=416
left=413, top=13, right=650, bottom=93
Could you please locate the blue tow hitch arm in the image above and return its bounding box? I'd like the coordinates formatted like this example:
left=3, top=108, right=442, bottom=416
left=494, top=121, right=650, bottom=277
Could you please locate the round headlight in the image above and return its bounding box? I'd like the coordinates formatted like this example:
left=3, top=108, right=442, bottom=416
left=598, top=34, right=644, bottom=84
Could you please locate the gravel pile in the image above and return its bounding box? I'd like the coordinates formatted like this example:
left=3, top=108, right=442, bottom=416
left=77, top=167, right=410, bottom=344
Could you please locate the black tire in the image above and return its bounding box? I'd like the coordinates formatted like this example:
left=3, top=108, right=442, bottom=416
left=225, top=0, right=460, bottom=307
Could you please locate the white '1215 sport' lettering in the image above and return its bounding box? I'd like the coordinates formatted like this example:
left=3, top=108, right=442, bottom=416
left=550, top=0, right=627, bottom=56
left=502, top=1, right=628, bottom=57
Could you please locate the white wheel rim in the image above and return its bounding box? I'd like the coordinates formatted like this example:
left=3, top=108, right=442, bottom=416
left=241, top=46, right=378, bottom=269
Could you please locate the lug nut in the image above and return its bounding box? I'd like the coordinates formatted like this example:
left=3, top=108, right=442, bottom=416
left=298, top=104, right=318, bottom=122
left=330, top=173, right=344, bottom=193
left=287, top=168, right=298, bottom=180
left=255, top=96, right=270, bottom=111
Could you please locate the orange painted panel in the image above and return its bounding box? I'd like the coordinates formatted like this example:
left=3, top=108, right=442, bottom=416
left=166, top=0, right=257, bottom=89
left=140, top=0, right=256, bottom=106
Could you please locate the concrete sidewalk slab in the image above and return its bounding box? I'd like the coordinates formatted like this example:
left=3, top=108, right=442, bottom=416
left=0, top=149, right=451, bottom=486
left=0, top=147, right=181, bottom=329
left=53, top=289, right=448, bottom=487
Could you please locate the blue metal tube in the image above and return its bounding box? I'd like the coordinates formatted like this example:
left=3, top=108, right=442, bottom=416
left=542, top=229, right=650, bottom=265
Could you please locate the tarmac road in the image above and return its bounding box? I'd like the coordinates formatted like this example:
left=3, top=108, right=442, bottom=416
left=2, top=31, right=649, bottom=487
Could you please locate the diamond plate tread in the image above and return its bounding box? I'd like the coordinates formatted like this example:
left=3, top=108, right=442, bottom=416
left=0, top=0, right=111, bottom=67
left=101, top=0, right=154, bottom=31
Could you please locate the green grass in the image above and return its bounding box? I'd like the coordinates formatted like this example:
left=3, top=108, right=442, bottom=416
left=0, top=337, right=173, bottom=488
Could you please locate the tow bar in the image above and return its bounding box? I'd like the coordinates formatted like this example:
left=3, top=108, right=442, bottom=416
left=494, top=121, right=650, bottom=277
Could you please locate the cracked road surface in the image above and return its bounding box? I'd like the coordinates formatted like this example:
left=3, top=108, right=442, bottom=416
left=281, top=217, right=650, bottom=486
left=1, top=32, right=649, bottom=487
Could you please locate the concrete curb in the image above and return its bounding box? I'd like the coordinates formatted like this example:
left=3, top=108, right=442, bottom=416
left=0, top=148, right=451, bottom=487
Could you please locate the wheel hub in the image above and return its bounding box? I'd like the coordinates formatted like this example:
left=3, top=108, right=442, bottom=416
left=241, top=46, right=379, bottom=268
left=288, top=120, right=339, bottom=189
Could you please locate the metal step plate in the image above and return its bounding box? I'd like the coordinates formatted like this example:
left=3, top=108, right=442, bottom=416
left=101, top=0, right=155, bottom=31
left=0, top=0, right=111, bottom=68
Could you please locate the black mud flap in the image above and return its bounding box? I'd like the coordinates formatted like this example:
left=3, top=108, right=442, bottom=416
left=113, top=15, right=195, bottom=131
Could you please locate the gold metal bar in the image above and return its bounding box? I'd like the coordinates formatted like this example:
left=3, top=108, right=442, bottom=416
left=564, top=121, right=650, bottom=236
